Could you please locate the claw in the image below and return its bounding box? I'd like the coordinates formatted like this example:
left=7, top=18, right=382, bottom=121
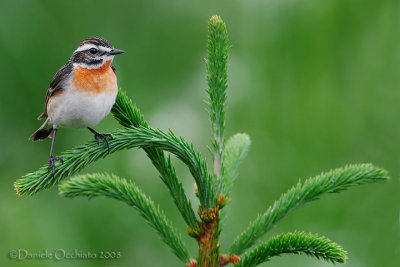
left=88, top=127, right=113, bottom=153
left=48, top=155, right=64, bottom=177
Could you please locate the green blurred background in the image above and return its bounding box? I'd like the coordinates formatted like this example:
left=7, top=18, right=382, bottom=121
left=1, top=0, right=399, bottom=266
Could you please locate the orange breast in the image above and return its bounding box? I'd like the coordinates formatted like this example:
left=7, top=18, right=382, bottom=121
left=72, top=60, right=117, bottom=95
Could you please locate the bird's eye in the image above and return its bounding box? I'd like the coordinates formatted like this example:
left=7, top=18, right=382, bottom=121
left=89, top=48, right=98, bottom=54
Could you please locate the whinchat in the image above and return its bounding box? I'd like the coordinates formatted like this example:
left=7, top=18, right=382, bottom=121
left=30, top=36, right=125, bottom=176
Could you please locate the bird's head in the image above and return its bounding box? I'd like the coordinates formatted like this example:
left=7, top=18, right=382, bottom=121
left=71, top=36, right=124, bottom=69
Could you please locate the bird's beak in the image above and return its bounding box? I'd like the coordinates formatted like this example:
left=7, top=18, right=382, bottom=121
left=108, top=49, right=125, bottom=55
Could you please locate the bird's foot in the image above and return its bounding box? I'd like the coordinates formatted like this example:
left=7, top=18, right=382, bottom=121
left=48, top=155, right=64, bottom=177
left=87, top=127, right=113, bottom=153
left=93, top=132, right=113, bottom=153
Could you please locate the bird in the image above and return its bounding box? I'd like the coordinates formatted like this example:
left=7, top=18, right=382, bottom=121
left=30, top=36, right=125, bottom=177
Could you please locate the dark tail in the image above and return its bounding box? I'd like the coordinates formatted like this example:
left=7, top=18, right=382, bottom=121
left=30, top=118, right=53, bottom=141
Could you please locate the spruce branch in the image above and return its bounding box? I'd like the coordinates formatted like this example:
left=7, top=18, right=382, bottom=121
left=194, top=15, right=231, bottom=267
left=236, top=231, right=347, bottom=267
left=220, top=133, right=251, bottom=227
left=230, top=164, right=389, bottom=255
left=223, top=133, right=251, bottom=198
left=132, top=127, right=215, bottom=209
left=206, top=15, right=230, bottom=188
left=59, top=173, right=190, bottom=263
left=15, top=126, right=215, bottom=208
left=112, top=90, right=198, bottom=228
left=111, top=89, right=149, bottom=128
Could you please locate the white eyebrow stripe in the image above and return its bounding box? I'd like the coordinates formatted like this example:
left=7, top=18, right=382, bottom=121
left=74, top=44, right=97, bottom=53
left=74, top=44, right=112, bottom=53
left=99, top=46, right=112, bottom=52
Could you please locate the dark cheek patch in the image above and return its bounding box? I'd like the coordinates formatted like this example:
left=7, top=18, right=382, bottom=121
left=72, top=51, right=103, bottom=65
left=88, top=58, right=103, bottom=65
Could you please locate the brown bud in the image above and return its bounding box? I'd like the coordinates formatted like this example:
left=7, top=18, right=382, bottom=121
left=186, top=258, right=197, bottom=267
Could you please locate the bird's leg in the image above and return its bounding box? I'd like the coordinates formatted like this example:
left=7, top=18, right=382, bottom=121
left=48, top=128, right=64, bottom=177
left=87, top=127, right=113, bottom=153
